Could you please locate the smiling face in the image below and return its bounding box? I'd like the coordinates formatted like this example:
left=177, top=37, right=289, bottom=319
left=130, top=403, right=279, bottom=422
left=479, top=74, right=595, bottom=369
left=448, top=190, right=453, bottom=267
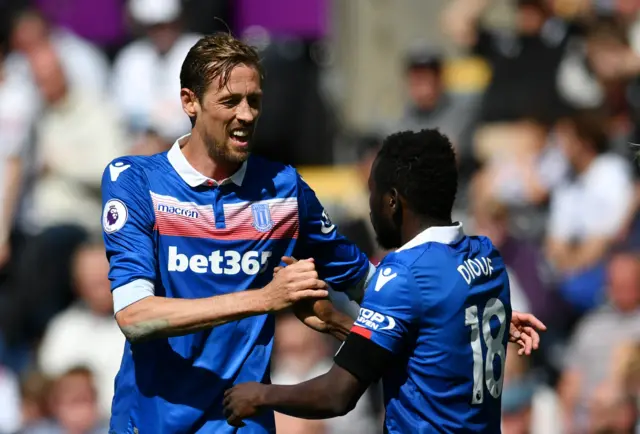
left=183, top=63, right=262, bottom=163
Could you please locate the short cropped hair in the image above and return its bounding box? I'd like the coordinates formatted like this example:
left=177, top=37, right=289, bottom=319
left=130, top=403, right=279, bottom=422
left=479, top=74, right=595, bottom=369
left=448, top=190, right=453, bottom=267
left=374, top=129, right=458, bottom=221
left=180, top=33, right=263, bottom=101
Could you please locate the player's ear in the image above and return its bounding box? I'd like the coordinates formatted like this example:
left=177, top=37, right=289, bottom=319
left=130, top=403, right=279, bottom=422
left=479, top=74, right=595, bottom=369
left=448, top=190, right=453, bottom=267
left=388, top=188, right=399, bottom=210
left=181, top=88, right=201, bottom=119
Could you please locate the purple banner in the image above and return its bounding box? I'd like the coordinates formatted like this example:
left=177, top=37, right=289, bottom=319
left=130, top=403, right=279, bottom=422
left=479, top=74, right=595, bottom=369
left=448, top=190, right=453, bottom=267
left=235, top=0, right=328, bottom=39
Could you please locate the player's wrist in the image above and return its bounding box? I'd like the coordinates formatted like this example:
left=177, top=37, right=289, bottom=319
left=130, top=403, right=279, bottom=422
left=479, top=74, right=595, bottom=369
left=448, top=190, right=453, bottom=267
left=254, top=286, right=278, bottom=314
left=252, top=383, right=270, bottom=408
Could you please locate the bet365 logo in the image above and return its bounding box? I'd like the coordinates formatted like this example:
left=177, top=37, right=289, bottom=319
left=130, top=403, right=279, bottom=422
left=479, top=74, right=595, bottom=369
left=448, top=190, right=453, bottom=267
left=168, top=246, right=272, bottom=275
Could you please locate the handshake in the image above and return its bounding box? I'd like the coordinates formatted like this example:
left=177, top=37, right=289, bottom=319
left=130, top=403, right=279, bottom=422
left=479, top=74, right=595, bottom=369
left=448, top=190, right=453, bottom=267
left=259, top=257, right=349, bottom=338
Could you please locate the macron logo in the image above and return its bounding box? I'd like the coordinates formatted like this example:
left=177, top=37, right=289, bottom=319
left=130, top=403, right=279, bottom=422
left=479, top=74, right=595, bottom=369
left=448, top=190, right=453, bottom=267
left=374, top=267, right=397, bottom=292
left=109, top=162, right=131, bottom=182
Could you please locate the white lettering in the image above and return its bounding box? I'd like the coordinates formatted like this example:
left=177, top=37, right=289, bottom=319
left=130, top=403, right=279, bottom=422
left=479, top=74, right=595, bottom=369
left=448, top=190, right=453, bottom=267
left=457, top=265, right=472, bottom=285
left=168, top=246, right=272, bottom=275
left=224, top=251, right=242, bottom=275
left=468, top=259, right=481, bottom=277
left=458, top=257, right=494, bottom=285
left=189, top=255, right=208, bottom=273
left=475, top=258, right=488, bottom=275
left=209, top=251, right=223, bottom=274
left=242, top=251, right=260, bottom=274
left=355, top=308, right=396, bottom=332
left=168, top=246, right=188, bottom=272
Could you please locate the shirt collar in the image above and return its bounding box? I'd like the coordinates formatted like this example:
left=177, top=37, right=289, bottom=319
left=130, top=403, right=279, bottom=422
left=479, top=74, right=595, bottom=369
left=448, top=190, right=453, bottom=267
left=396, top=223, right=465, bottom=252
left=167, top=134, right=247, bottom=188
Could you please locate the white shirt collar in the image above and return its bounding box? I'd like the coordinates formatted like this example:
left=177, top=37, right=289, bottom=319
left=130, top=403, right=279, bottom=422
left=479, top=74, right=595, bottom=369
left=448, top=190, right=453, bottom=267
left=396, top=223, right=465, bottom=252
left=167, top=134, right=247, bottom=188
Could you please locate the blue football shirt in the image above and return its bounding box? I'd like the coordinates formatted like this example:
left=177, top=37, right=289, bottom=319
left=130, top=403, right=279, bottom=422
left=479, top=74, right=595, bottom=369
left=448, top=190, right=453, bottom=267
left=101, top=136, right=373, bottom=433
left=349, top=224, right=511, bottom=434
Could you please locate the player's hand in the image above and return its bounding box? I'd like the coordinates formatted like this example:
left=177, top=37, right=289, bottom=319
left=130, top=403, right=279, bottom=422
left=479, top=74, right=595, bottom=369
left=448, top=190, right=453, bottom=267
left=273, top=256, right=298, bottom=276
left=223, top=382, right=266, bottom=427
left=509, top=311, right=547, bottom=356
left=262, top=258, right=328, bottom=312
left=292, top=298, right=334, bottom=333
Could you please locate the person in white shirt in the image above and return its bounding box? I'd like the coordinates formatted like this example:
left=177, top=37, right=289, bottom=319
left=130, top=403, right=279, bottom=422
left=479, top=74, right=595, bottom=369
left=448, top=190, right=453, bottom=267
left=38, top=241, right=124, bottom=419
left=111, top=0, right=200, bottom=142
left=0, top=48, right=38, bottom=268
left=546, top=110, right=635, bottom=313
left=6, top=8, right=110, bottom=96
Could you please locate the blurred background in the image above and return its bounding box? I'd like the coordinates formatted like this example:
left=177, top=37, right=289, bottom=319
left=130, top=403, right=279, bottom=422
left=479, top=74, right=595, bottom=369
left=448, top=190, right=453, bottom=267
left=0, top=0, right=639, bottom=433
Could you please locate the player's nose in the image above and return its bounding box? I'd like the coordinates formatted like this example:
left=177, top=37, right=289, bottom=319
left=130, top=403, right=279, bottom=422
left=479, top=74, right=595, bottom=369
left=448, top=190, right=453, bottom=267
left=236, top=100, right=258, bottom=124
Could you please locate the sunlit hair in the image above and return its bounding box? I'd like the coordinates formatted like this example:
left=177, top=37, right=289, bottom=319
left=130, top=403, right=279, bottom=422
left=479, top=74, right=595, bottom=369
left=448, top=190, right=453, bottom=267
left=180, top=32, right=263, bottom=102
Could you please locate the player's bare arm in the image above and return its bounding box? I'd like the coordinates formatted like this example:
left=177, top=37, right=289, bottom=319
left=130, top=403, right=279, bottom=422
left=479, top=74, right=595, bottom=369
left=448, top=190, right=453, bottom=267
left=274, top=256, right=354, bottom=341
left=224, top=365, right=366, bottom=427
left=115, top=259, right=328, bottom=343
left=277, top=257, right=547, bottom=351
left=224, top=328, right=393, bottom=426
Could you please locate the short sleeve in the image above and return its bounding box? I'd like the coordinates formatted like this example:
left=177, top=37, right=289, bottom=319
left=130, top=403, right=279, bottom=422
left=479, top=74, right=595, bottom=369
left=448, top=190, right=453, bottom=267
left=351, top=262, right=419, bottom=354
left=101, top=159, right=157, bottom=311
left=295, top=173, right=373, bottom=298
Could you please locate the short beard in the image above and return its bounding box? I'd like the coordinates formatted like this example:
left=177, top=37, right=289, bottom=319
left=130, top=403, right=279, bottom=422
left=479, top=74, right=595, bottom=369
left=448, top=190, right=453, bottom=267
left=375, top=227, right=402, bottom=250
left=206, top=141, right=250, bottom=164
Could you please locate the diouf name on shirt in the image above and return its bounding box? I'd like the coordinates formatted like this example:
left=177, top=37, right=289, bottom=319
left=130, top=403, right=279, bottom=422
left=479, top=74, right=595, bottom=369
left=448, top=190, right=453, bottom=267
left=457, top=257, right=494, bottom=285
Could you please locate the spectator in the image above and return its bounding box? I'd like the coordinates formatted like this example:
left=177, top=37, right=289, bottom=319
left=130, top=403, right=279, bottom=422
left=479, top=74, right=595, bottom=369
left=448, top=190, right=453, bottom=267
left=19, top=371, right=52, bottom=432
left=471, top=119, right=569, bottom=210
left=22, top=367, right=108, bottom=434
left=21, top=43, right=128, bottom=236
left=5, top=8, right=110, bottom=96
left=546, top=110, right=635, bottom=314
left=111, top=0, right=200, bottom=141
left=472, top=200, right=556, bottom=322
left=0, top=44, right=127, bottom=362
left=442, top=0, right=574, bottom=124
left=385, top=44, right=479, bottom=156
left=558, top=248, right=640, bottom=433
left=271, top=314, right=381, bottom=434
left=37, top=241, right=124, bottom=419
left=0, top=44, right=37, bottom=272
left=558, top=18, right=631, bottom=111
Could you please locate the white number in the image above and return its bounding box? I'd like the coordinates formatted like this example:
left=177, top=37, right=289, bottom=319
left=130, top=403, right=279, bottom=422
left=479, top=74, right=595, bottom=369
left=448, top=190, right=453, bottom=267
left=224, top=251, right=241, bottom=274
left=260, top=251, right=273, bottom=273
left=464, top=298, right=507, bottom=404
left=242, top=251, right=260, bottom=274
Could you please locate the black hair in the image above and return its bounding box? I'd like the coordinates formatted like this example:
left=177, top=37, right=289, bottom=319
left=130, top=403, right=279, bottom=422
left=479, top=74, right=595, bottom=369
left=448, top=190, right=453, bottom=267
left=373, top=129, right=458, bottom=221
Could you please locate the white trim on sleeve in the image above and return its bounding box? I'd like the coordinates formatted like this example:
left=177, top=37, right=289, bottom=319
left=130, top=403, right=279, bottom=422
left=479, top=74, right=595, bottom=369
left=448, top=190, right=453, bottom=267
left=112, top=279, right=155, bottom=314
left=344, top=262, right=377, bottom=302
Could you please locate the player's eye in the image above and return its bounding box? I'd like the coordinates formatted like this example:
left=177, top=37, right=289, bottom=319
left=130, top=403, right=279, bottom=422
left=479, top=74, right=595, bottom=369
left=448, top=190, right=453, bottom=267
left=221, top=97, right=241, bottom=108
left=247, top=95, right=262, bottom=110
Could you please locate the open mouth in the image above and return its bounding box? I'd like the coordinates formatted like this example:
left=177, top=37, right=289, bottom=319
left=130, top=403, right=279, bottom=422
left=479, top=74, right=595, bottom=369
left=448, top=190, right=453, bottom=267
left=230, top=128, right=251, bottom=146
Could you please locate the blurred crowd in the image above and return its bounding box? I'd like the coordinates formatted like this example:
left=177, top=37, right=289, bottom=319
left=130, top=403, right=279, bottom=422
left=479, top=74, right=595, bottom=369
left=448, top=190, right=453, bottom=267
left=0, top=0, right=638, bottom=433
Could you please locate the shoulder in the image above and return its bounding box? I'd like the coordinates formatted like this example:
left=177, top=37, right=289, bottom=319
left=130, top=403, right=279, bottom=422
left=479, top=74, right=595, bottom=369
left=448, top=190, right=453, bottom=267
left=372, top=253, right=416, bottom=290
left=104, top=153, right=167, bottom=183
left=248, top=155, right=300, bottom=184
left=590, top=154, right=632, bottom=178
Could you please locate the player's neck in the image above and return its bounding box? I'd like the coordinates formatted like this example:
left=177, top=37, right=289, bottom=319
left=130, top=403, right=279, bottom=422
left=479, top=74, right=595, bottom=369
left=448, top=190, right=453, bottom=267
left=401, top=216, right=453, bottom=245
left=182, top=131, right=241, bottom=181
